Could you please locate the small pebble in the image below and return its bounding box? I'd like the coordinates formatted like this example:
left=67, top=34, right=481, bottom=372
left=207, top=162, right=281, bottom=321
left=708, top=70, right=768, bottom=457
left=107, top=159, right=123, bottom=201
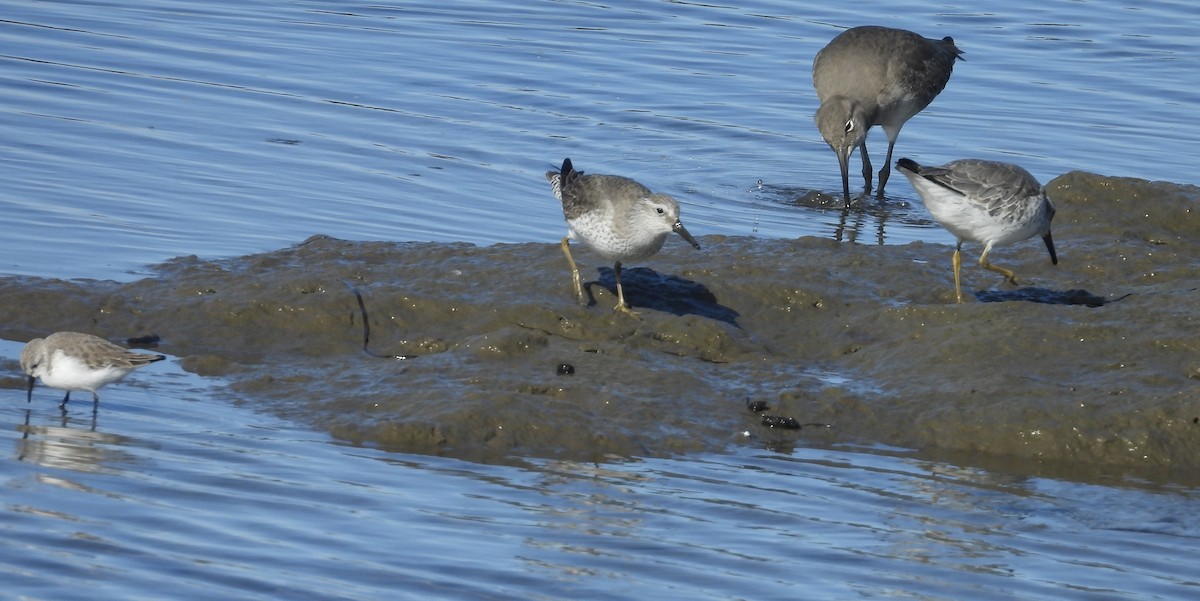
left=556, top=363, right=575, bottom=376
left=126, top=334, right=161, bottom=347
left=745, top=399, right=769, bottom=412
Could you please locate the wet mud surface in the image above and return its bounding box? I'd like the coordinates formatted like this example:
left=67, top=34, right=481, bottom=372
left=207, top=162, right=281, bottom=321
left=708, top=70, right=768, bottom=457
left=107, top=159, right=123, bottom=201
left=2, top=172, right=1197, bottom=478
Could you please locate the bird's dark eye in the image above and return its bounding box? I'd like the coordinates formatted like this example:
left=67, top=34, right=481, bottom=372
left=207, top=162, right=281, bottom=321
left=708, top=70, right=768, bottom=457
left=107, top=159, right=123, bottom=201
left=656, top=208, right=665, bottom=214
left=844, top=120, right=854, bottom=133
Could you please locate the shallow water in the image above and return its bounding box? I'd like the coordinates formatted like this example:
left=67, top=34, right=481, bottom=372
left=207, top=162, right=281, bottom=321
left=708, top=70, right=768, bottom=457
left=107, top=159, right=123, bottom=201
left=3, top=338, right=1198, bottom=600
left=3, top=0, right=1200, bottom=598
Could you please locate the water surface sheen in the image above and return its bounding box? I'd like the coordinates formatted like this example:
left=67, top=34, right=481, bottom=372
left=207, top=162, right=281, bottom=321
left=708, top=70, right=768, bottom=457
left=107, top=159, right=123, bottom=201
left=1, top=341, right=1197, bottom=599
left=3, top=1, right=1200, bottom=599
left=0, top=0, right=1196, bottom=279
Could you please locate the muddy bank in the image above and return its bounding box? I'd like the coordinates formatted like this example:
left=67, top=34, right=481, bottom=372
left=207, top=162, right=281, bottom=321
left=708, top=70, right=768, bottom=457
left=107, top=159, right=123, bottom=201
left=1, top=171, right=1197, bottom=477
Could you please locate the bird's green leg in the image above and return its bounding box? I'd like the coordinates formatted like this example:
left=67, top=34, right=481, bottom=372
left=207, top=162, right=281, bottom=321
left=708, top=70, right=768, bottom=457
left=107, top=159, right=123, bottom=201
left=560, top=237, right=586, bottom=305
left=979, top=244, right=1019, bottom=286
left=952, top=245, right=964, bottom=304
left=611, top=262, right=641, bottom=319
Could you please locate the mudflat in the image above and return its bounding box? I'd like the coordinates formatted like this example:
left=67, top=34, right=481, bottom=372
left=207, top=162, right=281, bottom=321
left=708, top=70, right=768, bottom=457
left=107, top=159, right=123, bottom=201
left=2, top=172, right=1196, bottom=480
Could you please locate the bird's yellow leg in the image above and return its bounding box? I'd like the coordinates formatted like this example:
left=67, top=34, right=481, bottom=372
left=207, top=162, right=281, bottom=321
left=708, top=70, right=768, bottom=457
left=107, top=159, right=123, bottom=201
left=560, top=237, right=585, bottom=305
left=952, top=246, right=964, bottom=304
left=978, top=244, right=1019, bottom=286
left=611, top=262, right=641, bottom=319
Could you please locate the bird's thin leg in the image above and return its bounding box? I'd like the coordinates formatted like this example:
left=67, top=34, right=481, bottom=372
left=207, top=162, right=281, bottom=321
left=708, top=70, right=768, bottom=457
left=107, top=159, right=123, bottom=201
left=611, top=262, right=640, bottom=318
left=876, top=133, right=899, bottom=199
left=92, top=392, right=100, bottom=415
left=59, top=391, right=71, bottom=411
left=858, top=137, right=873, bottom=196
left=952, top=243, right=964, bottom=304
left=979, top=243, right=1019, bottom=285
left=560, top=237, right=586, bottom=305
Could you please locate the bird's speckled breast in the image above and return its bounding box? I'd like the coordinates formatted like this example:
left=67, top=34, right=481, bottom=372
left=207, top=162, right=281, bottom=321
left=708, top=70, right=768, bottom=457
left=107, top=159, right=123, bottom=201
left=567, top=210, right=669, bottom=262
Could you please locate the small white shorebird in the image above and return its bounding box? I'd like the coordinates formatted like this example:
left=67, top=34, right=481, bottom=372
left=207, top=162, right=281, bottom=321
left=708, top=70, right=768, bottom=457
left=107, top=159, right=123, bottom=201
left=21, top=331, right=166, bottom=411
left=813, top=26, right=963, bottom=201
left=545, top=158, right=701, bottom=316
left=895, top=157, right=1058, bottom=303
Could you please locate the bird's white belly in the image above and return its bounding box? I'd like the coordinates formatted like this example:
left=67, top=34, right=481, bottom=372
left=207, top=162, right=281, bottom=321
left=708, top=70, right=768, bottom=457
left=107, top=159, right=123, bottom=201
left=924, top=193, right=1040, bottom=247
left=40, top=352, right=130, bottom=392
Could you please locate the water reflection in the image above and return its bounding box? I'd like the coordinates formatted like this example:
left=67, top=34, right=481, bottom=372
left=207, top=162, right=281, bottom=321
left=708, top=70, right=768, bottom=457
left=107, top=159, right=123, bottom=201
left=754, top=182, right=938, bottom=245
left=16, top=408, right=139, bottom=473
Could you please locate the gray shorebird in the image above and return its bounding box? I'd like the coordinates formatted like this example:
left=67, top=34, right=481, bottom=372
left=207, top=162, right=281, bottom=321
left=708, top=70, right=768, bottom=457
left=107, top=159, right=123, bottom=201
left=545, top=158, right=700, bottom=316
left=813, top=26, right=963, bottom=201
left=895, top=158, right=1058, bottom=303
left=21, top=332, right=166, bottom=411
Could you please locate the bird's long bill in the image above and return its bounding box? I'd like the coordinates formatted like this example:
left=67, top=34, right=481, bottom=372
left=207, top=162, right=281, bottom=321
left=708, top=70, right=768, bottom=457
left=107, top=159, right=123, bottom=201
left=836, top=146, right=852, bottom=202
left=1043, top=231, right=1058, bottom=265
left=26, top=375, right=34, bottom=403
left=673, top=221, right=701, bottom=250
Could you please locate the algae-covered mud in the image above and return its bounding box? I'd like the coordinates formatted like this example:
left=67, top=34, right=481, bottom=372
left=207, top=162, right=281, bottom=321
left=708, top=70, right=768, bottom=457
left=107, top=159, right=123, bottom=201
left=1, top=172, right=1197, bottom=477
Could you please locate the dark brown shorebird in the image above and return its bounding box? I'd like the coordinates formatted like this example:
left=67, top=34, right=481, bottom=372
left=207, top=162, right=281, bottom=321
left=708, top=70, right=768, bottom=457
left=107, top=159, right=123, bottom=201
left=813, top=26, right=963, bottom=201
left=545, top=158, right=700, bottom=316
left=21, top=331, right=166, bottom=411
left=895, top=157, right=1058, bottom=303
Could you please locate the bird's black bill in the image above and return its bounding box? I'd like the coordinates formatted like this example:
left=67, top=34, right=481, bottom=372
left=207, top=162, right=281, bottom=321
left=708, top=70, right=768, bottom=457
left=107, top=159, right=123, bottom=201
left=26, top=375, right=33, bottom=403
left=837, top=147, right=852, bottom=202
left=1043, top=232, right=1058, bottom=265
left=673, top=222, right=701, bottom=250
left=895, top=157, right=918, bottom=174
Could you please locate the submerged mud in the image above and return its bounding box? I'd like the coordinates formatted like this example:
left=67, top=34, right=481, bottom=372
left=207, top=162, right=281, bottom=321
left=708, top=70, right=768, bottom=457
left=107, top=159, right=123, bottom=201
left=1, top=172, right=1197, bottom=477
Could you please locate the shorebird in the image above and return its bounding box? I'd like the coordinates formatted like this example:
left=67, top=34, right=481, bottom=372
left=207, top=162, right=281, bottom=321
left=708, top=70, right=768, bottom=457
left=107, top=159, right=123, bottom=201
left=895, top=157, right=1058, bottom=303
left=813, top=26, right=963, bottom=201
left=545, top=158, right=700, bottom=316
left=21, top=332, right=166, bottom=411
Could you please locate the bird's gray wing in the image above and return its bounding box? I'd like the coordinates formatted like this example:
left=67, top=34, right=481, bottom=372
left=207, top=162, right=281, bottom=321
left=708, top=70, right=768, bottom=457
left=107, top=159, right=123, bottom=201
left=932, top=160, right=1043, bottom=216
left=560, top=171, right=651, bottom=222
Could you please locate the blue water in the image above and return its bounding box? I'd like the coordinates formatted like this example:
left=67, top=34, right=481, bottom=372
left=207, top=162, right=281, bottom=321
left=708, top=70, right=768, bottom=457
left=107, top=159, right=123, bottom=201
left=3, top=1, right=1200, bottom=598
left=1, top=0, right=1197, bottom=280
left=3, top=337, right=1197, bottom=600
